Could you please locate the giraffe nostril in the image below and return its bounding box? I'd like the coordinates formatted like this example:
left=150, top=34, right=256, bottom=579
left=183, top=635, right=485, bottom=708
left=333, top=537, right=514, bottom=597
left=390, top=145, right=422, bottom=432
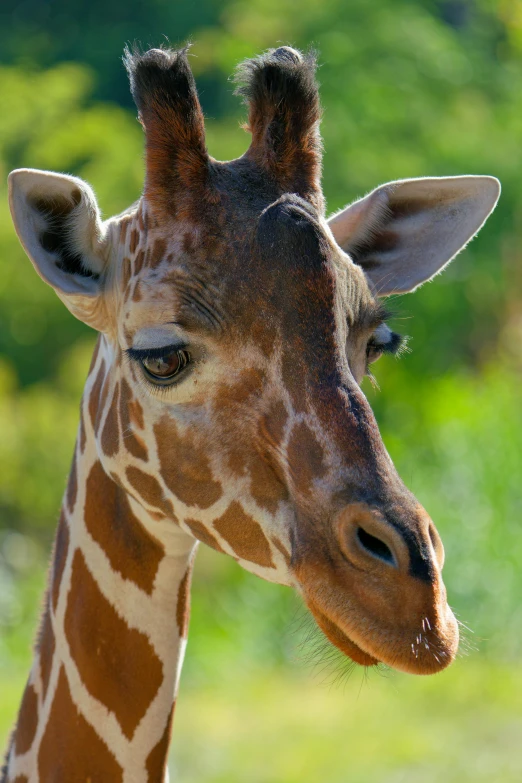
left=356, top=526, right=396, bottom=566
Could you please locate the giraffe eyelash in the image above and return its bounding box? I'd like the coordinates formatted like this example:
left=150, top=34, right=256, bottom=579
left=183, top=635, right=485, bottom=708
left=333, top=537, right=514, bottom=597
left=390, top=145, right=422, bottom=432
left=367, top=331, right=408, bottom=358
left=365, top=330, right=409, bottom=384
left=125, top=343, right=189, bottom=362
left=124, top=343, right=194, bottom=395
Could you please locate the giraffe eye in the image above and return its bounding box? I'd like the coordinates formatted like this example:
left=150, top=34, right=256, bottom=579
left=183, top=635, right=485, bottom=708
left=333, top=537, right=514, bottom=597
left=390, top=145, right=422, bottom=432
left=141, top=349, right=191, bottom=385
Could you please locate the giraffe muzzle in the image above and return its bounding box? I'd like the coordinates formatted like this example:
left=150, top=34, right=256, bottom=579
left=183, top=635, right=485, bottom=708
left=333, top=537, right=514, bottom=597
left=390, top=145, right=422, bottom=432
left=295, top=502, right=459, bottom=675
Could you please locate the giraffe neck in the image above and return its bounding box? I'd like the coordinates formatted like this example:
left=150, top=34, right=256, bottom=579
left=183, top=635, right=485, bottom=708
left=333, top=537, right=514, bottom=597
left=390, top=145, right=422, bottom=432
left=4, top=375, right=197, bottom=783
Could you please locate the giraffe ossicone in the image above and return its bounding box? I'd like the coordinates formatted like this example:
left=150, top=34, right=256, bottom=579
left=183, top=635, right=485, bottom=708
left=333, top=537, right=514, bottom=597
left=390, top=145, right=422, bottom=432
left=3, top=45, right=500, bottom=782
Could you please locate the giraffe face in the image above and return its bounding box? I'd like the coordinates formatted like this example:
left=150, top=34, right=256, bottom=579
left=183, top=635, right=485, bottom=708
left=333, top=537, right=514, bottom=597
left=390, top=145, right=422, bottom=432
left=103, top=185, right=380, bottom=568
left=8, top=46, right=500, bottom=677
left=91, top=179, right=455, bottom=676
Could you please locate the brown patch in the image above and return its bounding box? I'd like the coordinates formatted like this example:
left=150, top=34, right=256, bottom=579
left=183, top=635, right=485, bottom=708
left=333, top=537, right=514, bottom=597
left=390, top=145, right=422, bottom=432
left=211, top=369, right=267, bottom=479
left=88, top=357, right=106, bottom=432
left=154, top=418, right=223, bottom=509
left=129, top=227, right=139, bottom=254
left=248, top=310, right=278, bottom=356
left=225, top=398, right=287, bottom=487
left=149, top=237, right=167, bottom=269
left=213, top=501, right=275, bottom=568
left=281, top=351, right=310, bottom=415
left=123, top=323, right=134, bottom=347
left=119, top=216, right=129, bottom=244
left=271, top=535, right=291, bottom=567
left=38, top=605, right=55, bottom=700
left=182, top=231, right=195, bottom=254
left=65, top=551, right=163, bottom=740
left=128, top=397, right=144, bottom=430
left=249, top=456, right=287, bottom=514
left=121, top=256, right=132, bottom=290
left=66, top=448, right=78, bottom=514
left=286, top=421, right=326, bottom=496
left=12, top=776, right=29, bottom=783
left=51, top=511, right=70, bottom=612
left=131, top=280, right=142, bottom=302
left=214, top=369, right=266, bottom=417
left=101, top=380, right=121, bottom=457
left=13, top=682, right=38, bottom=755
left=176, top=567, right=192, bottom=638
left=227, top=446, right=248, bottom=479
left=125, top=429, right=148, bottom=462
left=146, top=705, right=174, bottom=781
left=38, top=667, right=124, bottom=781
left=119, top=378, right=148, bottom=461
left=185, top=518, right=224, bottom=553
left=126, top=465, right=174, bottom=518
left=134, top=248, right=145, bottom=275
left=260, top=400, right=288, bottom=449
left=85, top=461, right=164, bottom=594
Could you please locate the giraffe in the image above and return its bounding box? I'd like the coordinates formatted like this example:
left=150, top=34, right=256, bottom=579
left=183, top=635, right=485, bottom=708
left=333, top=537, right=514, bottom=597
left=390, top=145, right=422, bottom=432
left=3, top=45, right=500, bottom=782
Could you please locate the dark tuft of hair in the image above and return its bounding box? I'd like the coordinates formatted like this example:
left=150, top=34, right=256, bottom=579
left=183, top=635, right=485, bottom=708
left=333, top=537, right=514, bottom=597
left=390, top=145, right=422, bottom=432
left=234, top=46, right=321, bottom=141
left=234, top=46, right=323, bottom=209
left=123, top=44, right=196, bottom=117
left=234, top=45, right=318, bottom=102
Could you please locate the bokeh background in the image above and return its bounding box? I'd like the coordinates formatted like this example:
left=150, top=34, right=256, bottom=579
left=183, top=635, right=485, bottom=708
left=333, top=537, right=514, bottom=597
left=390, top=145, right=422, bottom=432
left=1, top=1, right=521, bottom=780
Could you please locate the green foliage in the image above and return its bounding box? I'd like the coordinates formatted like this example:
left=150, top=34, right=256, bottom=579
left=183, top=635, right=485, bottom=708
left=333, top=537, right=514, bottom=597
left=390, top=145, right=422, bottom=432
left=0, top=2, right=521, bottom=777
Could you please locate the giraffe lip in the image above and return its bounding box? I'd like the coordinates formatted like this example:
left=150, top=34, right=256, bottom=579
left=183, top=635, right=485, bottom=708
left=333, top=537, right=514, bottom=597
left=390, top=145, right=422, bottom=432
left=308, top=602, right=379, bottom=668
left=307, top=599, right=459, bottom=674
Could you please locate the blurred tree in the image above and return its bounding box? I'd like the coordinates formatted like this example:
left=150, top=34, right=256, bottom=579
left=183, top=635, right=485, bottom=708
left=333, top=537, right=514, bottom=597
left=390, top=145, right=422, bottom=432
left=0, top=0, right=223, bottom=109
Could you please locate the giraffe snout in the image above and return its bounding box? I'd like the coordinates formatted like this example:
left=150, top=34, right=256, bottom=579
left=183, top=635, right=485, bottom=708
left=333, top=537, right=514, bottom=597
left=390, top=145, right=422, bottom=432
left=298, top=501, right=461, bottom=675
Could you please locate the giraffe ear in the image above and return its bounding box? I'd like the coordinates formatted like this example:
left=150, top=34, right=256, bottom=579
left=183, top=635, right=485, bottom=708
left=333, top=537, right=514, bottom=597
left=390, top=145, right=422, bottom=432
left=328, top=176, right=500, bottom=295
left=8, top=168, right=109, bottom=331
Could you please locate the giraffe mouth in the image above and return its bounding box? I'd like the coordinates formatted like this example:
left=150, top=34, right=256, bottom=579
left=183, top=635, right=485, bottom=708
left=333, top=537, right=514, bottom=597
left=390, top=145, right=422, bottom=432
left=308, top=602, right=379, bottom=668
left=306, top=596, right=459, bottom=674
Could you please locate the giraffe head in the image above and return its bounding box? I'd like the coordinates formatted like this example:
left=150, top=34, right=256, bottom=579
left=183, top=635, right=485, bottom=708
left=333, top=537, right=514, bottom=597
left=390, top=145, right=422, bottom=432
left=8, top=46, right=499, bottom=675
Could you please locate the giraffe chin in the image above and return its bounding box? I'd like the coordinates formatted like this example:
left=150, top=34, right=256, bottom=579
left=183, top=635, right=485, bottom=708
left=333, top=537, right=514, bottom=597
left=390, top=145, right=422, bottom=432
left=307, top=598, right=459, bottom=675
left=310, top=605, right=379, bottom=668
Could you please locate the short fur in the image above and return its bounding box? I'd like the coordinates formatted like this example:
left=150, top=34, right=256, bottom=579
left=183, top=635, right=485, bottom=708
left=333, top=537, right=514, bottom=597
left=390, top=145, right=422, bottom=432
left=235, top=47, right=324, bottom=211
left=123, top=45, right=209, bottom=216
